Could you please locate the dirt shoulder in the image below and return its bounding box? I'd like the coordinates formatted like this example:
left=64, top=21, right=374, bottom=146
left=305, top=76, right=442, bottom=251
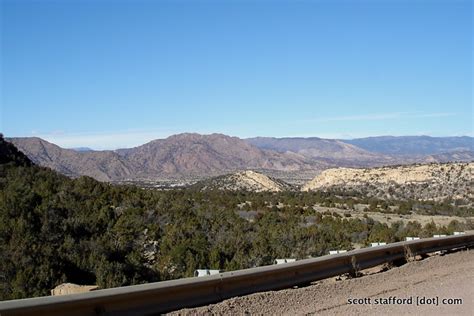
left=171, top=249, right=474, bottom=316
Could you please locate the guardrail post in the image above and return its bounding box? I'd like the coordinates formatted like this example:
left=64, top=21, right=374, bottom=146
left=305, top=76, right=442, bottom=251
left=403, top=245, right=416, bottom=262
left=350, top=255, right=361, bottom=277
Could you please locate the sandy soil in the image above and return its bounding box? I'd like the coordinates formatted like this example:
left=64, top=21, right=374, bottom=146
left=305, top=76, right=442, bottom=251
left=171, top=249, right=474, bottom=316
left=312, top=205, right=474, bottom=227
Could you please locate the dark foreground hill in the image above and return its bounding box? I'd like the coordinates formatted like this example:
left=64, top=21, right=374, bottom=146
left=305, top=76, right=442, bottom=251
left=0, top=134, right=32, bottom=166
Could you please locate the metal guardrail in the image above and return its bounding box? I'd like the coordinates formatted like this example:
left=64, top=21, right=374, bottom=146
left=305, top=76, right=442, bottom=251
left=0, top=234, right=473, bottom=316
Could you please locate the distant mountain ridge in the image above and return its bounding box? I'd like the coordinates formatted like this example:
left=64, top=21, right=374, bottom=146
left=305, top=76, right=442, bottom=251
left=70, top=147, right=94, bottom=152
left=9, top=137, right=137, bottom=181
left=342, top=136, right=474, bottom=156
left=245, top=137, right=394, bottom=167
left=246, top=135, right=474, bottom=167
left=115, top=133, right=323, bottom=177
left=8, top=134, right=473, bottom=184
left=9, top=134, right=326, bottom=182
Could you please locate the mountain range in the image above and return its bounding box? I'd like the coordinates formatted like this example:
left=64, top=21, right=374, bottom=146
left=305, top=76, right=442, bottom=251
left=7, top=137, right=137, bottom=182
left=343, top=136, right=474, bottom=156
left=8, top=134, right=473, bottom=184
left=246, top=136, right=394, bottom=167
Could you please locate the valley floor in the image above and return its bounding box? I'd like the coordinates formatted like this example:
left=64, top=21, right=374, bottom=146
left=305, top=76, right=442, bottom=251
left=312, top=205, right=474, bottom=227
left=171, top=249, right=474, bottom=316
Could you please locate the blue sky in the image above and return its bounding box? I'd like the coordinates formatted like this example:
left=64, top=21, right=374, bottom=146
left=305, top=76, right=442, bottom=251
left=1, top=0, right=472, bottom=149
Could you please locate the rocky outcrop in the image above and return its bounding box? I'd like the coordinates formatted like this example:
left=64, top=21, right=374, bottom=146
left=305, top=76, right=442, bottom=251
left=196, top=170, right=294, bottom=192
left=302, top=162, right=473, bottom=201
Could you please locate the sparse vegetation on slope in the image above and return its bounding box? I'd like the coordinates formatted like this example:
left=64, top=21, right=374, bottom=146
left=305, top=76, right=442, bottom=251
left=0, top=134, right=32, bottom=166
left=303, top=162, right=473, bottom=203
left=194, top=170, right=294, bottom=192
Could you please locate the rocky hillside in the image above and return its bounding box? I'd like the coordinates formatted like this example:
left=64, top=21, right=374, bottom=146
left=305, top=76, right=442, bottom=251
left=116, top=133, right=324, bottom=177
left=302, top=162, right=473, bottom=202
left=422, top=150, right=474, bottom=163
left=246, top=137, right=393, bottom=167
left=343, top=136, right=474, bottom=156
left=246, top=136, right=474, bottom=166
left=9, top=134, right=326, bottom=182
left=194, top=170, right=294, bottom=192
left=9, top=137, right=138, bottom=181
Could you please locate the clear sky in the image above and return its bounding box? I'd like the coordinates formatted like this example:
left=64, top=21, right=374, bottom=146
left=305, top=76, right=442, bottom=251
left=1, top=0, right=472, bottom=149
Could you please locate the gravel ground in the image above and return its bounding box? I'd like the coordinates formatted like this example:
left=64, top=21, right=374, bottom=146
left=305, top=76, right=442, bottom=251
left=170, top=249, right=473, bottom=315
